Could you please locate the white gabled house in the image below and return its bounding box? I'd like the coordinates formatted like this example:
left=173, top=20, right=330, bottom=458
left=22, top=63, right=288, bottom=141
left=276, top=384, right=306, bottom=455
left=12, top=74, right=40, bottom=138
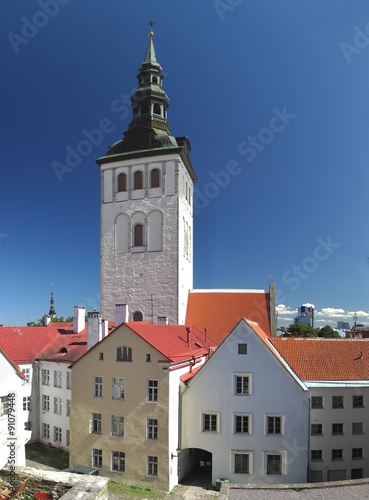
left=0, top=349, right=30, bottom=468
left=180, top=318, right=309, bottom=485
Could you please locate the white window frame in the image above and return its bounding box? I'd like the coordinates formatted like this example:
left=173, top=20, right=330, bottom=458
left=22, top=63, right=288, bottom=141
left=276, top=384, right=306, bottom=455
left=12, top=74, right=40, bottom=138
left=147, top=418, right=158, bottom=440
left=116, top=346, right=132, bottom=362
left=233, top=373, right=252, bottom=396
left=54, top=370, right=62, bottom=388
left=22, top=368, right=30, bottom=384
left=42, top=369, right=50, bottom=386
left=54, top=397, right=62, bottom=415
left=91, top=413, right=102, bottom=434
left=42, top=423, right=50, bottom=439
left=42, top=395, right=50, bottom=412
left=233, top=413, right=251, bottom=434
left=111, top=451, right=125, bottom=472
left=231, top=450, right=253, bottom=474
left=147, top=379, right=158, bottom=403
left=265, top=414, right=285, bottom=436
left=0, top=396, right=8, bottom=417
left=23, top=396, right=31, bottom=411
left=111, top=415, right=124, bottom=437
left=112, top=377, right=125, bottom=400
left=54, top=426, right=62, bottom=443
left=92, top=449, right=102, bottom=469
left=147, top=455, right=158, bottom=477
left=263, top=451, right=286, bottom=475
left=66, top=371, right=72, bottom=390
left=201, top=412, right=220, bottom=433
left=93, top=376, right=103, bottom=398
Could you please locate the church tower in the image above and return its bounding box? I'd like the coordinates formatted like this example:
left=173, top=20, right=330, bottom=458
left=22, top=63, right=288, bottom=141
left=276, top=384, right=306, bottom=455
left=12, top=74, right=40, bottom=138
left=97, top=30, right=196, bottom=324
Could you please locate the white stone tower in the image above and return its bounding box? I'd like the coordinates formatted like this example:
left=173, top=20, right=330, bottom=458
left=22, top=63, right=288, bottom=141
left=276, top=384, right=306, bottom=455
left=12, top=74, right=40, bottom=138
left=97, top=30, right=196, bottom=324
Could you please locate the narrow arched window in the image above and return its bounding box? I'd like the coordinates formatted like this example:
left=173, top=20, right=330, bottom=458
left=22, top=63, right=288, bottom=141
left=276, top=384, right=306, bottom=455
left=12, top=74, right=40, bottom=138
left=153, top=103, right=161, bottom=115
left=133, top=311, right=143, bottom=321
left=134, top=171, right=143, bottom=190
left=152, top=76, right=158, bottom=83
left=117, top=173, right=126, bottom=192
left=150, top=169, right=160, bottom=188
left=133, top=224, right=143, bottom=246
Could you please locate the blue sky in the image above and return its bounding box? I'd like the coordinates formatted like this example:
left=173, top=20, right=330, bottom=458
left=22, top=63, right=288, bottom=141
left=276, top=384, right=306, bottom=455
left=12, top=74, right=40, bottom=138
left=1, top=0, right=369, bottom=328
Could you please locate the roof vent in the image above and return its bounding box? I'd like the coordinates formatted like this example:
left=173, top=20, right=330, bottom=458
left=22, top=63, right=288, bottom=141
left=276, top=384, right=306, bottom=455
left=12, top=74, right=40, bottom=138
left=59, top=347, right=68, bottom=353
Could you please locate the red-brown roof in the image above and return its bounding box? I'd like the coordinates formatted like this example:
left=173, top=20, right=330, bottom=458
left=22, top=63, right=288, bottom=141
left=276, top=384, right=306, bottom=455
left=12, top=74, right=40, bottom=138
left=36, top=331, right=88, bottom=363
left=125, top=322, right=217, bottom=362
left=185, top=290, right=271, bottom=344
left=0, top=326, right=61, bottom=363
left=270, top=337, right=369, bottom=381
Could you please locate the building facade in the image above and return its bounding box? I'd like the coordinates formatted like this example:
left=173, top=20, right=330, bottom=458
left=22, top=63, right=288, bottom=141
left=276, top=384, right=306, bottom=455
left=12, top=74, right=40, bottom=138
left=181, top=319, right=309, bottom=485
left=97, top=30, right=196, bottom=325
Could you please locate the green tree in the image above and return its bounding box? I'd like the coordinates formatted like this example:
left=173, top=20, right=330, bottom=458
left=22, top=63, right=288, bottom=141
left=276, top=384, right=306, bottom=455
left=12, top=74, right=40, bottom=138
left=318, top=325, right=341, bottom=338
left=286, top=323, right=318, bottom=337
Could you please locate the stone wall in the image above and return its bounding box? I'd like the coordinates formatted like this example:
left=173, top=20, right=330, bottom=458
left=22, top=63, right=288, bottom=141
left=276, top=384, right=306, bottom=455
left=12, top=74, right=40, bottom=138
left=0, top=466, right=108, bottom=500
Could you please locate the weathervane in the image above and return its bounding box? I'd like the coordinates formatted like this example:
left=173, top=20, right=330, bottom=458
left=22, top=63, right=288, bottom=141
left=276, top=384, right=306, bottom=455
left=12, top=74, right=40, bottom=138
left=148, top=21, right=155, bottom=37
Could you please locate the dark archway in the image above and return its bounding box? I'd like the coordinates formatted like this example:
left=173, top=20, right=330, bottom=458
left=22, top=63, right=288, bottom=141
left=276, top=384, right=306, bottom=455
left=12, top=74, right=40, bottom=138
left=179, top=448, right=212, bottom=488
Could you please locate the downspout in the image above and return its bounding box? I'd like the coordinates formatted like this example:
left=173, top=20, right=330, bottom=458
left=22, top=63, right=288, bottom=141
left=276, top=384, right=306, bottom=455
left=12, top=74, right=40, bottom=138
left=35, top=360, right=40, bottom=442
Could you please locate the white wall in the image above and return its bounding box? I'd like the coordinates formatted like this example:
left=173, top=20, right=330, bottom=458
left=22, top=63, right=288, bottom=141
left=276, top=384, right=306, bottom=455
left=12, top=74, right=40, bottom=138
left=0, top=353, right=29, bottom=468
left=38, top=361, right=72, bottom=451
left=100, top=153, right=193, bottom=325
left=181, top=320, right=309, bottom=485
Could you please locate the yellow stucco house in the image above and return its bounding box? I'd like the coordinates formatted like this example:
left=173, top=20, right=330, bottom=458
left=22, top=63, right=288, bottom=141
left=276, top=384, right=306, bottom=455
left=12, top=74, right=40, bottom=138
left=69, top=321, right=216, bottom=491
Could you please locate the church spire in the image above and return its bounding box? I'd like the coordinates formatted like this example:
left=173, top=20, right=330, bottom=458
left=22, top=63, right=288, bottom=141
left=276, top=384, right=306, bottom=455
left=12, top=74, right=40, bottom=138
left=48, top=287, right=56, bottom=318
left=128, top=27, right=170, bottom=134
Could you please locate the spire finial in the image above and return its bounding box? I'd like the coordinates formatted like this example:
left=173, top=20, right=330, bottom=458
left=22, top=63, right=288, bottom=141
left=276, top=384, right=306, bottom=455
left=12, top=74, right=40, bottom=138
left=148, top=21, right=155, bottom=37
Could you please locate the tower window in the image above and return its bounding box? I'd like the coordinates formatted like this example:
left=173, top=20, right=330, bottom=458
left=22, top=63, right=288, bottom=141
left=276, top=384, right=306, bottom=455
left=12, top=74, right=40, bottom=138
left=117, top=173, right=126, bottom=192
left=141, top=103, right=149, bottom=114
left=134, top=171, right=143, bottom=190
left=153, top=103, right=161, bottom=115
left=152, top=76, right=158, bottom=83
left=150, top=169, right=160, bottom=188
left=133, top=311, right=143, bottom=321
left=133, top=224, right=143, bottom=247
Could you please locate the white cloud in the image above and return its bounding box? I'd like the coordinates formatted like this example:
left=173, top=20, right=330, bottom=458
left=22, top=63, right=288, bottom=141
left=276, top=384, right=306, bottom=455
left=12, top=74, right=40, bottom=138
left=302, top=302, right=315, bottom=309
left=316, top=308, right=346, bottom=317
left=276, top=304, right=295, bottom=315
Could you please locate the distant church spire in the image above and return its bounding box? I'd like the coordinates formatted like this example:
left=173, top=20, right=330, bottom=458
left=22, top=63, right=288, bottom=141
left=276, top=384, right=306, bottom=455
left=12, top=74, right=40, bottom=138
left=49, top=287, right=56, bottom=317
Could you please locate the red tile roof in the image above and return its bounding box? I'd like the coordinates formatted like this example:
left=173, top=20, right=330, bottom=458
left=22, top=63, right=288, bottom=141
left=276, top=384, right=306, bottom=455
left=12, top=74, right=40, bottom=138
left=270, top=337, right=369, bottom=381
left=36, top=331, right=88, bottom=363
left=0, top=326, right=61, bottom=363
left=125, top=322, right=217, bottom=362
left=185, top=290, right=272, bottom=344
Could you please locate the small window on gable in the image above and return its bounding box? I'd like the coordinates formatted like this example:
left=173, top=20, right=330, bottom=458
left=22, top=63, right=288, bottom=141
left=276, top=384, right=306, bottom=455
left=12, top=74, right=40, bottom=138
left=116, top=346, right=132, bottom=362
left=134, top=171, right=143, bottom=190
left=146, top=353, right=151, bottom=362
left=133, top=224, right=143, bottom=247
left=117, top=173, right=126, bottom=192
left=238, top=343, right=247, bottom=354
left=150, top=168, right=160, bottom=188
left=133, top=311, right=143, bottom=321
left=99, top=352, right=104, bottom=361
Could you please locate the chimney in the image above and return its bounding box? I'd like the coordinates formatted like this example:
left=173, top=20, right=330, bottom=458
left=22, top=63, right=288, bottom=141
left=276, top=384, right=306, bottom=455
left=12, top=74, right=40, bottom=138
left=87, top=311, right=103, bottom=350
left=44, top=315, right=52, bottom=326
left=157, top=316, right=168, bottom=325
left=186, top=326, right=191, bottom=346
left=73, top=306, right=85, bottom=334
left=102, top=319, right=109, bottom=339
left=115, top=304, right=129, bottom=325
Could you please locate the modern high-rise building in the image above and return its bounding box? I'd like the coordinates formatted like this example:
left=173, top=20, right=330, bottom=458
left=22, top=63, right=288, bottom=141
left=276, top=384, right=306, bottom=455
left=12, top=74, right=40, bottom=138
left=294, top=304, right=314, bottom=327
left=97, top=30, right=196, bottom=324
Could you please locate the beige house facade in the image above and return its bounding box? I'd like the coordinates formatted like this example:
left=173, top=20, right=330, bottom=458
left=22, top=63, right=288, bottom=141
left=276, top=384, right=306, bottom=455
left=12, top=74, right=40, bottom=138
left=70, top=322, right=215, bottom=491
